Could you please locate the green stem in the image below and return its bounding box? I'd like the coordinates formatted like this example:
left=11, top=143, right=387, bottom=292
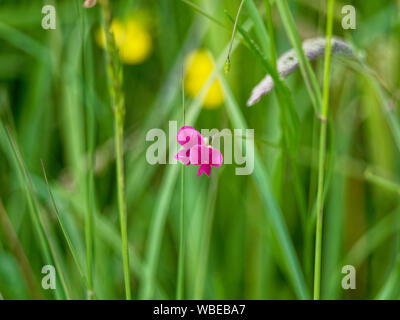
left=115, top=115, right=131, bottom=300
left=245, top=0, right=270, bottom=56
left=101, top=0, right=131, bottom=300
left=225, top=0, right=245, bottom=74
left=313, top=0, right=335, bottom=300
left=82, top=9, right=95, bottom=300
left=176, top=164, right=185, bottom=299
left=264, top=0, right=277, bottom=68
left=179, top=0, right=226, bottom=29
left=276, top=0, right=323, bottom=114
left=364, top=168, right=400, bottom=195
left=40, top=159, right=91, bottom=294
left=177, top=67, right=186, bottom=300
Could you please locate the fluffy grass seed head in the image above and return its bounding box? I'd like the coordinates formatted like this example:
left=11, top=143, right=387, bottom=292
left=184, top=50, right=224, bottom=109
left=97, top=17, right=152, bottom=65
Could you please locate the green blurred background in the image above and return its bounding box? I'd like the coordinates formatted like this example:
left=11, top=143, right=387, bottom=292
left=0, top=0, right=400, bottom=300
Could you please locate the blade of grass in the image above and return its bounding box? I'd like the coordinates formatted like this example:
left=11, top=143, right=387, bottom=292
left=346, top=209, right=398, bottom=273
left=365, top=169, right=400, bottom=195
left=319, top=206, right=399, bottom=298
left=339, top=57, right=400, bottom=153
left=264, top=0, right=277, bottom=67
left=101, top=0, right=131, bottom=299
left=245, top=0, right=270, bottom=57
left=176, top=69, right=186, bottom=300
left=227, top=13, right=308, bottom=237
left=40, top=159, right=93, bottom=296
left=3, top=125, right=71, bottom=299
left=138, top=23, right=252, bottom=299
left=240, top=0, right=309, bottom=230
left=31, top=172, right=167, bottom=297
left=313, top=0, right=335, bottom=300
left=82, top=9, right=96, bottom=300
left=219, top=76, right=309, bottom=299
left=193, top=173, right=220, bottom=299
left=0, top=199, right=43, bottom=299
left=179, top=0, right=227, bottom=29
left=225, top=0, right=245, bottom=74
left=0, top=21, right=49, bottom=64
left=275, top=0, right=323, bottom=114
left=322, top=89, right=358, bottom=299
left=364, top=170, right=400, bottom=299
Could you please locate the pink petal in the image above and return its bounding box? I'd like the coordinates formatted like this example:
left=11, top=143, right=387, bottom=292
left=197, top=164, right=211, bottom=177
left=177, top=126, right=205, bottom=149
left=175, top=149, right=190, bottom=165
left=209, top=147, right=223, bottom=167
left=189, top=145, right=210, bottom=165
left=189, top=145, right=223, bottom=167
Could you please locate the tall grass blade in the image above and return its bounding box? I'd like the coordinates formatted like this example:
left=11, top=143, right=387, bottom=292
left=220, top=76, right=309, bottom=299
left=3, top=125, right=71, bottom=299
left=313, top=0, right=335, bottom=300
left=275, top=0, right=323, bottom=113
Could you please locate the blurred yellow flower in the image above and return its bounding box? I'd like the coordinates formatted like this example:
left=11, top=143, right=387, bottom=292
left=96, top=18, right=152, bottom=65
left=184, top=50, right=224, bottom=109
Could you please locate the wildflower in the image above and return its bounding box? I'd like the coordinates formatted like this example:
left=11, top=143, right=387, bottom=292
left=184, top=50, right=224, bottom=109
left=96, top=17, right=152, bottom=65
left=175, top=126, right=223, bottom=177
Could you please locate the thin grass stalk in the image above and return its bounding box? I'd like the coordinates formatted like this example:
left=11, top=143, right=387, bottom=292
left=363, top=170, right=400, bottom=299
left=193, top=174, right=219, bottom=299
left=5, top=126, right=71, bottom=299
left=276, top=0, right=323, bottom=114
left=179, top=0, right=226, bottom=29
left=225, top=0, right=245, bottom=74
left=0, top=122, right=56, bottom=298
left=0, top=199, right=43, bottom=299
left=82, top=7, right=96, bottom=300
left=245, top=0, right=270, bottom=56
left=320, top=208, right=399, bottom=295
left=101, top=0, right=131, bottom=299
left=264, top=0, right=277, bottom=68
left=176, top=69, right=186, bottom=300
left=40, top=160, right=91, bottom=294
left=176, top=161, right=185, bottom=300
left=219, top=75, right=309, bottom=299
left=227, top=14, right=308, bottom=235
left=313, top=0, right=335, bottom=300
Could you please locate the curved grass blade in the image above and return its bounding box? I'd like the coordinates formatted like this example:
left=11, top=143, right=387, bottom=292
left=3, top=125, right=71, bottom=299
left=275, top=0, right=323, bottom=114
left=40, top=159, right=94, bottom=298
left=220, top=76, right=309, bottom=299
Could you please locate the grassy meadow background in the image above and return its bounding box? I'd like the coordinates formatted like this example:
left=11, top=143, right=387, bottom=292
left=0, top=0, right=400, bottom=300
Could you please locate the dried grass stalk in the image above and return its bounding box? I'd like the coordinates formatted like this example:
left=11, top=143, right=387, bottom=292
left=247, top=37, right=354, bottom=106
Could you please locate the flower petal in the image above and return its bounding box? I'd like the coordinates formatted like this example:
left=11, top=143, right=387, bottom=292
left=177, top=126, right=205, bottom=149
left=210, top=147, right=223, bottom=167
left=197, top=164, right=211, bottom=177
left=175, top=149, right=190, bottom=165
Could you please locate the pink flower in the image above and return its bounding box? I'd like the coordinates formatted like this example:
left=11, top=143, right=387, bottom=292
left=175, top=126, right=223, bottom=177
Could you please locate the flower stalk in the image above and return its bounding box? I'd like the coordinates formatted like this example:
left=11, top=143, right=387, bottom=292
left=101, top=0, right=131, bottom=300
left=313, top=0, right=335, bottom=300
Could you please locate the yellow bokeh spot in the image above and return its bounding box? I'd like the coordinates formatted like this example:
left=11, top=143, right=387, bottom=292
left=184, top=50, right=224, bottom=109
left=96, top=18, right=152, bottom=65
